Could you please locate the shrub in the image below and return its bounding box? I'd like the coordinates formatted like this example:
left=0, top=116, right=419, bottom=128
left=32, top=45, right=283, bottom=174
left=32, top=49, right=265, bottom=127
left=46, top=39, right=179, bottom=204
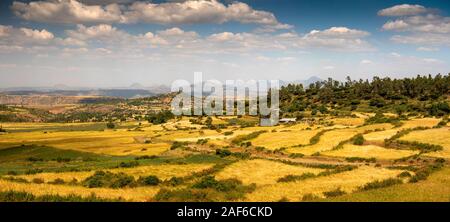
left=345, top=157, right=376, bottom=163
left=138, top=175, right=161, bottom=186
left=48, top=178, right=65, bottom=185
left=196, top=139, right=209, bottom=145
left=231, top=131, right=266, bottom=145
left=83, top=171, right=136, bottom=189
left=397, top=171, right=412, bottom=178
left=27, top=157, right=44, bottom=162
left=118, top=161, right=140, bottom=168
left=215, top=149, right=232, bottom=158
left=135, top=155, right=157, bottom=160
left=288, top=153, right=304, bottom=158
left=352, top=134, right=365, bottom=145
left=223, top=131, right=234, bottom=136
left=323, top=188, right=346, bottom=198
left=301, top=193, right=320, bottom=201
left=170, top=141, right=188, bottom=150
left=6, top=171, right=17, bottom=176
left=409, top=162, right=444, bottom=183
left=359, top=178, right=402, bottom=191
left=231, top=152, right=251, bottom=159
left=166, top=177, right=184, bottom=186
left=25, top=168, right=43, bottom=175
left=32, top=178, right=44, bottom=184
left=55, top=157, right=71, bottom=163
left=0, top=191, right=120, bottom=202
left=106, top=122, right=115, bottom=129
left=277, top=173, right=316, bottom=183
left=310, top=130, right=328, bottom=145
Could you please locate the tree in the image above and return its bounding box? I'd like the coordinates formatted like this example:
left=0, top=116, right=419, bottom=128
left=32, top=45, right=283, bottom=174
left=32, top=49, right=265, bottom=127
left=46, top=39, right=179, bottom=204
left=106, top=122, right=115, bottom=129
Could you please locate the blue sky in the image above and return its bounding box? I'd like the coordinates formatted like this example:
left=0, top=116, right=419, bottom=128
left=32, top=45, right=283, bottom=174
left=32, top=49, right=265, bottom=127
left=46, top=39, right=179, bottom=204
left=0, top=0, right=449, bottom=87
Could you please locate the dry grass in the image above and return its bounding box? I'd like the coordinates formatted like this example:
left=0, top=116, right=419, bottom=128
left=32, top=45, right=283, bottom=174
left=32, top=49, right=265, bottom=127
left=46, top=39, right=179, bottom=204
left=0, top=127, right=173, bottom=156
left=244, top=166, right=404, bottom=202
left=286, top=124, right=391, bottom=155
left=364, top=118, right=441, bottom=142
left=251, top=129, right=321, bottom=150
left=14, top=163, right=214, bottom=183
left=322, top=144, right=419, bottom=160
left=399, top=127, right=450, bottom=159
left=0, top=179, right=159, bottom=201
left=215, top=159, right=324, bottom=186
left=329, top=117, right=365, bottom=126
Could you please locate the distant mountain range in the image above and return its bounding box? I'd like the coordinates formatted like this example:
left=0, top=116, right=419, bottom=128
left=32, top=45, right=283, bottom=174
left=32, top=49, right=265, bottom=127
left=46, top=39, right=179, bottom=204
left=0, top=83, right=171, bottom=99
left=279, top=76, right=323, bottom=87
left=0, top=77, right=322, bottom=99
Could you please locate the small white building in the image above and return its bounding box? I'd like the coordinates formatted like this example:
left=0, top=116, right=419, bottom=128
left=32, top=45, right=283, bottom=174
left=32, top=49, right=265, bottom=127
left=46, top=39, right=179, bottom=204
left=279, top=118, right=297, bottom=123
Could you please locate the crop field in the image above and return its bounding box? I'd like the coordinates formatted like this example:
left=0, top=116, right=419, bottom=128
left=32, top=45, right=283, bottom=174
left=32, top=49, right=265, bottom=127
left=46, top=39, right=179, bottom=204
left=322, top=144, right=419, bottom=160
left=285, top=123, right=392, bottom=155
left=0, top=113, right=449, bottom=202
left=215, top=159, right=325, bottom=185
left=399, top=128, right=450, bottom=159
left=245, top=166, right=405, bottom=202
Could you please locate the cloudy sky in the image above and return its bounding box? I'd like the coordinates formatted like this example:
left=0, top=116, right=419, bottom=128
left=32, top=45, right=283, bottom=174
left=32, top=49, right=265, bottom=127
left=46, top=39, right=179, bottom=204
left=0, top=0, right=449, bottom=88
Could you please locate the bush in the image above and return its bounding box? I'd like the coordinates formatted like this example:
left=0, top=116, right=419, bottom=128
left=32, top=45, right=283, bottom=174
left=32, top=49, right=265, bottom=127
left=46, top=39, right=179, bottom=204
left=277, top=173, right=316, bottom=183
left=118, top=161, right=140, bottom=168
left=106, top=122, right=115, bottom=129
left=323, top=188, right=346, bottom=198
left=301, top=193, right=320, bottom=201
left=135, top=155, right=157, bottom=160
left=166, top=177, right=184, bottom=186
left=215, top=149, right=231, bottom=158
left=83, top=171, right=136, bottom=189
left=223, top=131, right=234, bottom=136
left=397, top=171, right=412, bottom=178
left=25, top=168, right=43, bottom=175
left=345, top=157, right=376, bottom=163
left=196, top=139, right=209, bottom=145
left=138, top=175, right=161, bottom=186
left=170, top=141, right=188, bottom=150
left=6, top=171, right=17, bottom=176
left=27, top=157, right=44, bottom=162
left=48, top=178, right=65, bottom=185
left=231, top=131, right=266, bottom=145
left=0, top=191, right=121, bottom=202
left=288, top=153, right=305, bottom=158
left=359, top=178, right=402, bottom=191
left=352, top=134, right=365, bottom=145
left=32, top=178, right=44, bottom=184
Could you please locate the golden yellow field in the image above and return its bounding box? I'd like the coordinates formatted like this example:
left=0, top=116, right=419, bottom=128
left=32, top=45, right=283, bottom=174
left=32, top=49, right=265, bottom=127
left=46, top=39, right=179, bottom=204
left=0, top=179, right=160, bottom=201
left=0, top=114, right=448, bottom=202
left=245, top=166, right=404, bottom=202
left=399, top=127, right=450, bottom=159
left=251, top=129, right=321, bottom=150
left=215, top=159, right=324, bottom=185
left=364, top=118, right=441, bottom=142
left=13, top=163, right=214, bottom=183
left=322, top=144, right=419, bottom=160
left=285, top=124, right=391, bottom=155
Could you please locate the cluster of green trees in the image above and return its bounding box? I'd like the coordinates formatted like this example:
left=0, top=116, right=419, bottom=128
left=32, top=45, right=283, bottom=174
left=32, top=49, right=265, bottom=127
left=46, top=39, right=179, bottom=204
left=146, top=110, right=175, bottom=124
left=280, top=74, right=450, bottom=117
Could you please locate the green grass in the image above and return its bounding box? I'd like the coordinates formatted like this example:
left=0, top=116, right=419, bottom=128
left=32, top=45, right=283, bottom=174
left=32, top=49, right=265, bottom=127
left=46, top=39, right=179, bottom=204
left=0, top=145, right=105, bottom=163
left=0, top=145, right=228, bottom=176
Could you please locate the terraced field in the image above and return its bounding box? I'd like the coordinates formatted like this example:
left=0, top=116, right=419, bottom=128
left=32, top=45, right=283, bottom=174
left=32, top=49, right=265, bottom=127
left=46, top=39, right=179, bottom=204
left=0, top=114, right=448, bottom=202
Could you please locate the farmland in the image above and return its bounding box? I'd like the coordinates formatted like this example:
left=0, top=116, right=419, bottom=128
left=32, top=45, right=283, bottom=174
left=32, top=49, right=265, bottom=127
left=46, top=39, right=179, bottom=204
left=1, top=112, right=449, bottom=202
left=0, top=74, right=449, bottom=202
